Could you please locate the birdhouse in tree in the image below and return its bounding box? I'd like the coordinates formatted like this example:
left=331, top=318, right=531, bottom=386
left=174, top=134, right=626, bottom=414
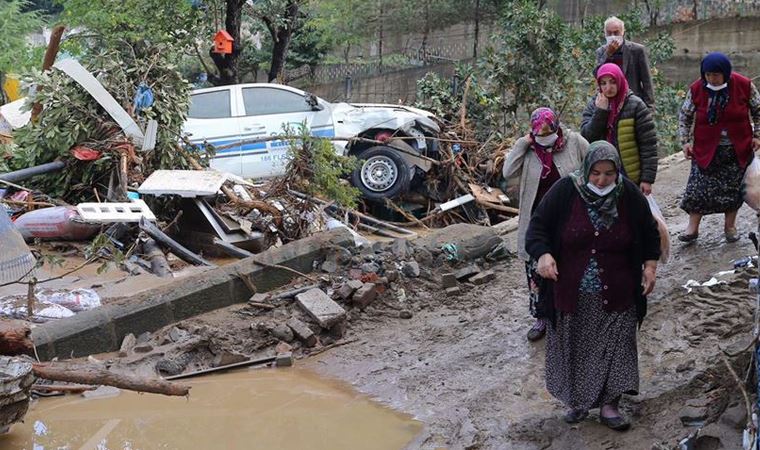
left=213, top=30, right=234, bottom=54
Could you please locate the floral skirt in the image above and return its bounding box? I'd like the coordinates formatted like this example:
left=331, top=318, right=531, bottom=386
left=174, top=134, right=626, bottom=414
left=525, top=259, right=545, bottom=319
left=680, top=144, right=744, bottom=215
left=545, top=291, right=639, bottom=410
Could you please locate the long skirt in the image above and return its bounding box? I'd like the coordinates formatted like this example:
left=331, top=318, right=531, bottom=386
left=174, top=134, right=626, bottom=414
left=680, top=144, right=744, bottom=215
left=545, top=291, right=639, bottom=411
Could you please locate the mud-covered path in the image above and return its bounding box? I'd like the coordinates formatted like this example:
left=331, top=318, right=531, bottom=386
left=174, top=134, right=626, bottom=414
left=308, top=153, right=759, bottom=449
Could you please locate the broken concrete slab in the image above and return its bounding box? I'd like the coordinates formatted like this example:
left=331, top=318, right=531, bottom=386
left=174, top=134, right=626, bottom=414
left=32, top=228, right=354, bottom=360
left=415, top=223, right=503, bottom=261
left=138, top=170, right=229, bottom=198
left=286, top=317, right=317, bottom=347
left=353, top=283, right=377, bottom=310
left=133, top=342, right=154, bottom=353
left=76, top=200, right=156, bottom=223
left=118, top=333, right=136, bottom=357
left=455, top=265, right=480, bottom=281
left=270, top=323, right=294, bottom=342
left=336, top=280, right=363, bottom=300
left=295, top=288, right=347, bottom=329
left=470, top=270, right=496, bottom=285
left=445, top=287, right=461, bottom=297
left=275, top=352, right=293, bottom=367
left=441, top=273, right=457, bottom=289
left=213, top=350, right=248, bottom=367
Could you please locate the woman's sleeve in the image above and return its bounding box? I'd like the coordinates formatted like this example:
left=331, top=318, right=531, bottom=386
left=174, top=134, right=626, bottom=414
left=575, top=132, right=590, bottom=160
left=634, top=100, right=658, bottom=184
left=525, top=180, right=566, bottom=259
left=502, top=138, right=529, bottom=182
left=678, top=90, right=696, bottom=146
left=631, top=185, right=661, bottom=261
left=580, top=97, right=609, bottom=142
left=748, top=82, right=760, bottom=139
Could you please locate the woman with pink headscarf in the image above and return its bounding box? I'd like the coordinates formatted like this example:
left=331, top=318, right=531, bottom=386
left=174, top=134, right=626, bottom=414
left=581, top=63, right=658, bottom=195
left=503, top=107, right=589, bottom=342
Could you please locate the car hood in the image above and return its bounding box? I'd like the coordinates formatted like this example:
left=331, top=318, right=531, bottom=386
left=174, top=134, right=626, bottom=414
left=330, top=102, right=440, bottom=134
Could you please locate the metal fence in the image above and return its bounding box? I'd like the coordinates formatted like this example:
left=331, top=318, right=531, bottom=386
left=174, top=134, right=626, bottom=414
left=645, top=0, right=760, bottom=24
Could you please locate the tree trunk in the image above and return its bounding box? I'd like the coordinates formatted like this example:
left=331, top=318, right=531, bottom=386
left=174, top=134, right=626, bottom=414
left=32, top=362, right=190, bottom=397
left=267, top=0, right=300, bottom=83
left=0, top=320, right=33, bottom=356
left=210, top=0, right=244, bottom=86
left=473, top=0, right=480, bottom=58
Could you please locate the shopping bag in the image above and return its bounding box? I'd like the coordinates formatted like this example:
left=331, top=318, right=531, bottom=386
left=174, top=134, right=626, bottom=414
left=646, top=195, right=670, bottom=263
left=742, top=157, right=760, bottom=211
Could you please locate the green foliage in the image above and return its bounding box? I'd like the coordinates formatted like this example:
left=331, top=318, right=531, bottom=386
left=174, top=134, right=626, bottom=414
left=10, top=39, right=194, bottom=203
left=284, top=124, right=360, bottom=208
left=0, top=0, right=46, bottom=76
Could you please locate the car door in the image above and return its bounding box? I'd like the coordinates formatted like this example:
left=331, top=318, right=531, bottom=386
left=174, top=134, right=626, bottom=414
left=185, top=87, right=242, bottom=175
left=239, top=86, right=321, bottom=179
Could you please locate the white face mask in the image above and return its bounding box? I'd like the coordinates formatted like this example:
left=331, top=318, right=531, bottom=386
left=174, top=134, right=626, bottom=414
left=586, top=181, right=616, bottom=197
left=605, top=35, right=623, bottom=45
left=706, top=82, right=728, bottom=91
left=534, top=132, right=558, bottom=147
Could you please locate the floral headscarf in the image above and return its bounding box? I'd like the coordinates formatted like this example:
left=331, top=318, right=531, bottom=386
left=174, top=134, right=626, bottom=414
left=596, top=63, right=630, bottom=143
left=529, top=107, right=565, bottom=179
left=568, top=140, right=624, bottom=229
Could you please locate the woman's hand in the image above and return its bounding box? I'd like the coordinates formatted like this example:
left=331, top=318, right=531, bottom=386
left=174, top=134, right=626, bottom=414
left=682, top=143, right=693, bottom=160
left=537, top=253, right=559, bottom=281
left=642, top=261, right=657, bottom=295
left=753, top=138, right=760, bottom=151
left=595, top=93, right=609, bottom=110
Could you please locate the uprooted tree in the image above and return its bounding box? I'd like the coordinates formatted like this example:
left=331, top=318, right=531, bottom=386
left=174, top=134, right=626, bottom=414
left=2, top=38, right=199, bottom=204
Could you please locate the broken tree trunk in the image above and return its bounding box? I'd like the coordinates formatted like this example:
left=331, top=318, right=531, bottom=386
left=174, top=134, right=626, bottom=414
left=0, top=320, right=33, bottom=356
left=31, top=362, right=190, bottom=397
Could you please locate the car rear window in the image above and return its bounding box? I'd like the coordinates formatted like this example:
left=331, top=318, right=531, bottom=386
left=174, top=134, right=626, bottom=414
left=242, top=87, right=311, bottom=116
left=188, top=90, right=231, bottom=119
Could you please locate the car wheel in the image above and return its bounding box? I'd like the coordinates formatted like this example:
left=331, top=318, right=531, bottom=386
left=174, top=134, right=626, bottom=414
left=351, top=146, right=411, bottom=200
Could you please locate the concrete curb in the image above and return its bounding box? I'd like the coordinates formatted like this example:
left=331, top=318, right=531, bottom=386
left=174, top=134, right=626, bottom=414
left=33, top=228, right=354, bottom=360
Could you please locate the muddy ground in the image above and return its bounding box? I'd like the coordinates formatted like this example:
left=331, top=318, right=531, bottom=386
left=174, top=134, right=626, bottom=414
left=33, top=152, right=758, bottom=449
left=306, top=153, right=760, bottom=450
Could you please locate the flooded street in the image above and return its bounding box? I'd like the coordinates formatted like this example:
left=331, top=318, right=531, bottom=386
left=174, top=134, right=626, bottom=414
left=0, top=368, right=422, bottom=450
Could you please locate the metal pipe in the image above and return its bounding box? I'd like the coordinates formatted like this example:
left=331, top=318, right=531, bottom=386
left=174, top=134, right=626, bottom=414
left=0, top=161, right=66, bottom=183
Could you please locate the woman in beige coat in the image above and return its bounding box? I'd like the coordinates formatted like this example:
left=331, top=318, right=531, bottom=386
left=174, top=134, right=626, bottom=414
left=503, top=107, right=589, bottom=341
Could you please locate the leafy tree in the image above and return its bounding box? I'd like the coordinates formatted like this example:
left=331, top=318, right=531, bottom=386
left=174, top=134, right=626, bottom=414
left=252, top=0, right=307, bottom=82
left=0, top=0, right=45, bottom=75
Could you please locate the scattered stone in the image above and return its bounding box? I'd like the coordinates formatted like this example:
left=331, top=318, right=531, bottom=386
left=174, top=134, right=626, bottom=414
left=286, top=317, right=318, bottom=347
left=360, top=262, right=380, bottom=274
left=720, top=403, right=748, bottom=430
left=441, top=273, right=457, bottom=289
left=275, top=352, right=293, bottom=367
left=326, top=246, right=352, bottom=266
left=470, top=270, right=496, bottom=285
left=133, top=343, right=154, bottom=353
left=413, top=248, right=434, bottom=266
left=371, top=241, right=385, bottom=254
left=415, top=223, right=503, bottom=261
left=169, top=326, right=189, bottom=343
left=348, top=268, right=363, bottom=280
left=336, top=280, right=364, bottom=300
left=275, top=342, right=293, bottom=354
left=455, top=265, right=480, bottom=281
left=360, top=244, right=374, bottom=256
left=82, top=386, right=121, bottom=399
left=213, top=350, right=248, bottom=367
left=693, top=423, right=724, bottom=449
left=391, top=238, right=410, bottom=258
left=248, top=293, right=270, bottom=304
left=155, top=353, right=193, bottom=376
left=118, top=333, right=136, bottom=357
left=396, top=288, right=407, bottom=302
left=402, top=261, right=420, bottom=278
left=675, top=359, right=695, bottom=373
left=136, top=331, right=152, bottom=344
left=321, top=260, right=338, bottom=273
left=295, top=288, right=347, bottom=328
left=271, top=323, right=294, bottom=342
left=322, top=336, right=336, bottom=346
left=353, top=283, right=378, bottom=309
left=328, top=320, right=347, bottom=339
left=679, top=405, right=709, bottom=426
left=445, top=286, right=461, bottom=297
left=399, top=310, right=413, bottom=319
left=385, top=269, right=399, bottom=282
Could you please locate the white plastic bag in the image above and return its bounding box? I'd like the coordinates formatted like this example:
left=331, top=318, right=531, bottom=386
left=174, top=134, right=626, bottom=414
left=743, top=157, right=760, bottom=211
left=646, top=195, right=670, bottom=263
left=36, top=288, right=101, bottom=312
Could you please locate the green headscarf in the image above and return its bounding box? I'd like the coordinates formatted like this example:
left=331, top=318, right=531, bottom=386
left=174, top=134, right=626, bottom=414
left=568, top=140, right=624, bottom=229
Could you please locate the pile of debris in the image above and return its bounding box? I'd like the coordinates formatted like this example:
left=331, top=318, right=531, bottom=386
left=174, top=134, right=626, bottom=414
left=103, top=223, right=509, bottom=378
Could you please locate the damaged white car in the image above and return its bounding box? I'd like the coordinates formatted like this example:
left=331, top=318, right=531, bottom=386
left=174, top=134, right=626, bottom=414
left=183, top=83, right=441, bottom=200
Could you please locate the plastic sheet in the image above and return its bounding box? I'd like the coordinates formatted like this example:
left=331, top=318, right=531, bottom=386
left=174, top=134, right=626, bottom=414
left=743, top=157, right=760, bottom=211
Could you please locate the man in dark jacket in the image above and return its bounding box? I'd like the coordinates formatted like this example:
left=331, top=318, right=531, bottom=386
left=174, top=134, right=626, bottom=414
left=595, top=16, right=655, bottom=108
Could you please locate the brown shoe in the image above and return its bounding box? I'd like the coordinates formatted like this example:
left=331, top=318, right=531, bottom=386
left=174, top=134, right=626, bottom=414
left=600, top=414, right=631, bottom=431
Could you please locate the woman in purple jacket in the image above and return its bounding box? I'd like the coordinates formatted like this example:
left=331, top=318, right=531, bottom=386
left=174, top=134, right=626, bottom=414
left=525, top=141, right=660, bottom=431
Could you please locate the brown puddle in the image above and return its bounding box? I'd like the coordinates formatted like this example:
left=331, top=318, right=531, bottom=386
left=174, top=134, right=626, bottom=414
left=0, top=368, right=422, bottom=450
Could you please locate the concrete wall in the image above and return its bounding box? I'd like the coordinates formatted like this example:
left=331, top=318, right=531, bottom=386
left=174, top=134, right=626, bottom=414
left=652, top=16, right=760, bottom=85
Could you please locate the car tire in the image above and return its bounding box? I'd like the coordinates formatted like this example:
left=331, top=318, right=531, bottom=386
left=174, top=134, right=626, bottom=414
left=351, top=146, right=411, bottom=201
